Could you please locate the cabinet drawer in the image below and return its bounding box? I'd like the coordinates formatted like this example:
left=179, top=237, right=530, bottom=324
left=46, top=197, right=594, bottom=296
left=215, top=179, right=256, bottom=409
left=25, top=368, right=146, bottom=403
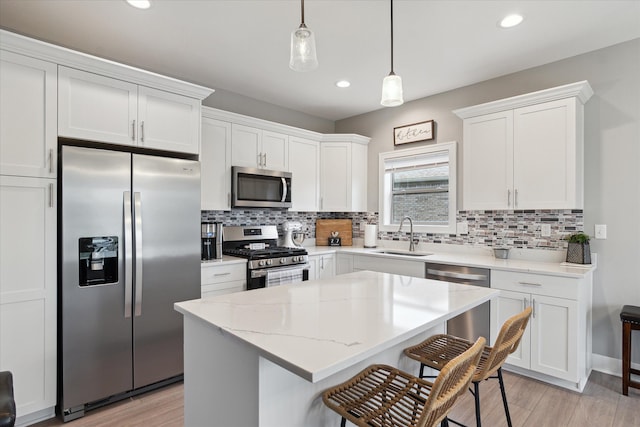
left=491, top=270, right=579, bottom=300
left=201, top=263, right=246, bottom=285
left=202, top=280, right=245, bottom=298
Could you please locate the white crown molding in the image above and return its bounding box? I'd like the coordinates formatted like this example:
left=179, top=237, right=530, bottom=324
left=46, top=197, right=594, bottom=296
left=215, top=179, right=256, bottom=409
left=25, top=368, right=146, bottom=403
left=321, top=134, right=370, bottom=145
left=453, top=80, right=594, bottom=119
left=0, top=29, right=214, bottom=100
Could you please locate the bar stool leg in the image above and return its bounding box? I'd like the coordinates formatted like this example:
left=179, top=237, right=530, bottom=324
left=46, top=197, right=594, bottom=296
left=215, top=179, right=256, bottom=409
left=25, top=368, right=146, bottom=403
left=497, top=368, right=513, bottom=427
left=622, top=321, right=631, bottom=396
left=473, top=381, right=481, bottom=427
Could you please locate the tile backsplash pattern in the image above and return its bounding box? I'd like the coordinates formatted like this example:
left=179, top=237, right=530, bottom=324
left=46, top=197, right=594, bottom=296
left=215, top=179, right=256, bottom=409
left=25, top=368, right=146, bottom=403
left=201, top=209, right=583, bottom=250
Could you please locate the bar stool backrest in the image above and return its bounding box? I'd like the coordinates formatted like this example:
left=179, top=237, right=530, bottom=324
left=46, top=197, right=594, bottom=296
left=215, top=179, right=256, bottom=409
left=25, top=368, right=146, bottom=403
left=419, top=336, right=486, bottom=427
left=475, top=306, right=532, bottom=382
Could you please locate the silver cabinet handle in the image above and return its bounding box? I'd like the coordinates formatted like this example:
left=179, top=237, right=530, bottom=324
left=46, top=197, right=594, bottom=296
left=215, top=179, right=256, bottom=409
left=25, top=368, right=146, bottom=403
left=280, top=177, right=288, bottom=203
left=257, top=153, right=262, bottom=167
left=515, top=189, right=519, bottom=207
left=532, top=298, right=536, bottom=318
left=518, top=281, right=542, bottom=287
left=214, top=272, right=231, bottom=277
left=132, top=120, right=136, bottom=141
left=49, top=149, right=54, bottom=174
left=140, top=121, right=145, bottom=142
left=134, top=192, right=143, bottom=317
left=507, top=189, right=511, bottom=207
left=320, top=197, right=323, bottom=210
left=263, top=153, right=267, bottom=167
left=48, top=183, right=54, bottom=207
left=123, top=191, right=133, bottom=318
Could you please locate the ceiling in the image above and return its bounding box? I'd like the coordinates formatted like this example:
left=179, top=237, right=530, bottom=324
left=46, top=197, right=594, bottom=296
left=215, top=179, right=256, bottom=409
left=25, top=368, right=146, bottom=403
left=1, top=1, right=639, bottom=121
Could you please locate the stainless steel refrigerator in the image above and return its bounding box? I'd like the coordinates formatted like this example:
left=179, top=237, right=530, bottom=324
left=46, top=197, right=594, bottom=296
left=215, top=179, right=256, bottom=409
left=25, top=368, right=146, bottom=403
left=59, top=145, right=201, bottom=421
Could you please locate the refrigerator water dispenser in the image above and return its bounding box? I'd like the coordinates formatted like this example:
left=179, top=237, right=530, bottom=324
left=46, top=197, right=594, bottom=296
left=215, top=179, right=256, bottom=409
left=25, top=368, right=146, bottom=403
left=79, top=236, right=118, bottom=286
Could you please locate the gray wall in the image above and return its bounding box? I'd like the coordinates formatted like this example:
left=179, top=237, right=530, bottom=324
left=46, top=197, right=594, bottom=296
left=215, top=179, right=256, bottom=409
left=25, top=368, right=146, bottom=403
left=203, top=88, right=335, bottom=134
left=335, top=38, right=640, bottom=364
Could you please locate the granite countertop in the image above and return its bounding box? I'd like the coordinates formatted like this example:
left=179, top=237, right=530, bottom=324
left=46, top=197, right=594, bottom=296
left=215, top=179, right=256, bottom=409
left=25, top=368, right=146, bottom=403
left=175, top=271, right=499, bottom=382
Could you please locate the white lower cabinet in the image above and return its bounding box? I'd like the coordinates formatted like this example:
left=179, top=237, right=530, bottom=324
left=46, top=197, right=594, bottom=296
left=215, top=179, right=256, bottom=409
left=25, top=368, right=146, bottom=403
left=490, top=270, right=591, bottom=391
left=0, top=176, right=56, bottom=423
left=201, top=262, right=246, bottom=298
left=336, top=253, right=354, bottom=275
left=308, top=253, right=335, bottom=280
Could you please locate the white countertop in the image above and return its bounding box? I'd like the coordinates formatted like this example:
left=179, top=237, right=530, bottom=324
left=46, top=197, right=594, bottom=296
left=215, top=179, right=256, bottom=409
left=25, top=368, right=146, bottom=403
left=175, top=271, right=498, bottom=382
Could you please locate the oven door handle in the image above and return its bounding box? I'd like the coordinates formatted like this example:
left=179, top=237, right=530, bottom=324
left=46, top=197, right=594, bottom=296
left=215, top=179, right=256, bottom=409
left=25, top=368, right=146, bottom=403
left=251, top=263, right=310, bottom=278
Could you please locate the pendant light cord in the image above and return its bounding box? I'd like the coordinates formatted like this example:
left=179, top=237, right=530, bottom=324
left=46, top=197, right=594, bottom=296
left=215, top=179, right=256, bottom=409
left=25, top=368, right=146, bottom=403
left=301, top=0, right=306, bottom=26
left=390, top=0, right=394, bottom=74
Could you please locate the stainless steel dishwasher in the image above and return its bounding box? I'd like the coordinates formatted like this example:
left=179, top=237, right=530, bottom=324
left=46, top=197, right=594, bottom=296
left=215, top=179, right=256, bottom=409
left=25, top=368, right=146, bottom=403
left=425, top=262, right=491, bottom=342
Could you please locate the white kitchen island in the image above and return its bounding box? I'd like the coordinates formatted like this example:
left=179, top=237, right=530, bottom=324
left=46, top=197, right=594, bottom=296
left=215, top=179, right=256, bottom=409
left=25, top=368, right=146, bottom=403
left=175, top=271, right=499, bottom=427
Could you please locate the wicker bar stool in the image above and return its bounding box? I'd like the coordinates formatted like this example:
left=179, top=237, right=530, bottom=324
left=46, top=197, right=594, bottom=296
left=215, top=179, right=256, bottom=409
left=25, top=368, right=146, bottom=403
left=620, top=305, right=640, bottom=396
left=403, top=307, right=532, bottom=427
left=322, top=337, right=486, bottom=427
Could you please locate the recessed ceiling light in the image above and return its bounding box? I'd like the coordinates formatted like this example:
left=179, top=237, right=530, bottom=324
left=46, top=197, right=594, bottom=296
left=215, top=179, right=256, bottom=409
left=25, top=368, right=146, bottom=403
left=336, top=80, right=351, bottom=88
left=499, top=14, right=523, bottom=28
left=126, top=0, right=151, bottom=10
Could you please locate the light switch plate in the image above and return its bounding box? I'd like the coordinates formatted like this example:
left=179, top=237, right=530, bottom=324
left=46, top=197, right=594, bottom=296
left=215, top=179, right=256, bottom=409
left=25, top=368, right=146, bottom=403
left=595, top=224, right=607, bottom=239
left=541, top=224, right=551, bottom=237
left=457, top=221, right=469, bottom=235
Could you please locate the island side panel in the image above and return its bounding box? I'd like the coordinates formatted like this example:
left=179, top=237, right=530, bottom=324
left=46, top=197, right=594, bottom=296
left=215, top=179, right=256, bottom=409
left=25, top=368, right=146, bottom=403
left=183, top=315, right=260, bottom=427
left=258, top=323, right=445, bottom=427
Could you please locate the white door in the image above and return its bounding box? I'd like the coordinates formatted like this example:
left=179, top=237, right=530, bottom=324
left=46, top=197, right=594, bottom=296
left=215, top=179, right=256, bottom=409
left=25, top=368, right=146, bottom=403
left=514, top=98, right=577, bottom=209
left=530, top=294, right=578, bottom=382
left=58, top=66, right=137, bottom=146
left=491, top=289, right=530, bottom=368
left=262, top=131, right=288, bottom=171
left=0, top=176, right=56, bottom=417
left=138, top=86, right=200, bottom=154
left=462, top=111, right=513, bottom=210
left=320, top=143, right=351, bottom=211
left=0, top=51, right=57, bottom=178
left=231, top=124, right=261, bottom=168
left=288, top=137, right=319, bottom=211
left=201, top=118, right=231, bottom=210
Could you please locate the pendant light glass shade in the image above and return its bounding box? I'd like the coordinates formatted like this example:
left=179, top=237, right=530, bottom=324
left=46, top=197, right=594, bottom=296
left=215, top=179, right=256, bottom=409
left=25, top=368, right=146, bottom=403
left=289, top=23, right=318, bottom=71
left=381, top=72, right=403, bottom=106
left=381, top=0, right=403, bottom=107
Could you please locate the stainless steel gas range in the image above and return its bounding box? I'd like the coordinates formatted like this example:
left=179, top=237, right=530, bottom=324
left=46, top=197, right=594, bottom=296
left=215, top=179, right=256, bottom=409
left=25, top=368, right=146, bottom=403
left=222, top=225, right=309, bottom=290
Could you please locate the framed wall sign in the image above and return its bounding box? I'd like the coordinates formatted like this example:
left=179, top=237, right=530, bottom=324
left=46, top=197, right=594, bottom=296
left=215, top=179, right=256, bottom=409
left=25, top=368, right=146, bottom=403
left=394, top=120, right=435, bottom=145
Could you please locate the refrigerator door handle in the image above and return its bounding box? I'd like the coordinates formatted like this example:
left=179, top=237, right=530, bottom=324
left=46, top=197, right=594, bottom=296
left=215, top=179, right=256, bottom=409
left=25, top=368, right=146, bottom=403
left=134, top=192, right=143, bottom=316
left=123, top=191, right=133, bottom=318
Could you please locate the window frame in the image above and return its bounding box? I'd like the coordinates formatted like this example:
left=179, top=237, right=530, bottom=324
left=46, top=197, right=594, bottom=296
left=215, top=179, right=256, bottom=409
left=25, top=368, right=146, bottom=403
left=378, top=141, right=457, bottom=234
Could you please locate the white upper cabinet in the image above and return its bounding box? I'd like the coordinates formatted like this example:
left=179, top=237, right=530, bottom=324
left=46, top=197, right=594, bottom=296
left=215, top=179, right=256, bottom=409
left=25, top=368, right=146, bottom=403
left=320, top=135, right=369, bottom=212
left=455, top=81, right=593, bottom=210
left=288, top=136, right=319, bottom=211
left=201, top=115, right=232, bottom=210
left=58, top=66, right=201, bottom=154
left=0, top=51, right=57, bottom=178
left=231, top=124, right=288, bottom=171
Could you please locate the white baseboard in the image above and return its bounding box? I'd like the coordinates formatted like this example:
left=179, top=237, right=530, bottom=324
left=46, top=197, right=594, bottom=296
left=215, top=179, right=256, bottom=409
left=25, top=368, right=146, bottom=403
left=592, top=353, right=640, bottom=377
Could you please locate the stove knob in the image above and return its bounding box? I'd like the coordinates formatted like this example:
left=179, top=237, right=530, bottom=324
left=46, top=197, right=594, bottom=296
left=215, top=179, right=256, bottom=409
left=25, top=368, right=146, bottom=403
left=280, top=257, right=287, bottom=264
left=296, top=256, right=302, bottom=262
left=259, top=260, right=266, bottom=266
left=266, top=259, right=273, bottom=266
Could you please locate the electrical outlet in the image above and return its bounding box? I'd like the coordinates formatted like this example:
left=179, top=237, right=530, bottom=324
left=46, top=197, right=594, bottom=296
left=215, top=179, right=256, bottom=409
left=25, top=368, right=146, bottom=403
left=595, top=224, right=607, bottom=239
left=541, top=224, right=551, bottom=237
left=457, top=221, right=469, bottom=235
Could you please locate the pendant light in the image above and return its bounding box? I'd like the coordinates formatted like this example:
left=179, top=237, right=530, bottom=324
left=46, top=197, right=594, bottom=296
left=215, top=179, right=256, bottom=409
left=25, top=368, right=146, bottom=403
left=381, top=0, right=403, bottom=106
left=289, top=0, right=318, bottom=72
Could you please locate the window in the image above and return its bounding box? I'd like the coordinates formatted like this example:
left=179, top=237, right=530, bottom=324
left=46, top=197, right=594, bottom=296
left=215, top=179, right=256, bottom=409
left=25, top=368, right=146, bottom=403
left=379, top=142, right=457, bottom=234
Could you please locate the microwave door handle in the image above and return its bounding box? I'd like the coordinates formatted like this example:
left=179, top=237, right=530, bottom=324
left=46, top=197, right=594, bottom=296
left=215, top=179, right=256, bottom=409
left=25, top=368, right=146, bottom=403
left=281, top=177, right=288, bottom=203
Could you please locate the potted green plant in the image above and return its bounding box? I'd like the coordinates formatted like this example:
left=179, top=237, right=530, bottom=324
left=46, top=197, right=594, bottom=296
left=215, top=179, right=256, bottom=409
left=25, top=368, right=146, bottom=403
left=565, top=232, right=591, bottom=264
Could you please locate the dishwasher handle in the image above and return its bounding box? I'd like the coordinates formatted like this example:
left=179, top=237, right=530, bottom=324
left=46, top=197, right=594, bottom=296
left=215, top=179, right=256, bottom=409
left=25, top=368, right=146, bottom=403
left=426, top=268, right=488, bottom=282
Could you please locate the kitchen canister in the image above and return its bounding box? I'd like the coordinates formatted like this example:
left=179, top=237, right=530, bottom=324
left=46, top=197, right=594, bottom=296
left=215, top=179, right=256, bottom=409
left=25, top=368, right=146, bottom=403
left=364, top=224, right=377, bottom=248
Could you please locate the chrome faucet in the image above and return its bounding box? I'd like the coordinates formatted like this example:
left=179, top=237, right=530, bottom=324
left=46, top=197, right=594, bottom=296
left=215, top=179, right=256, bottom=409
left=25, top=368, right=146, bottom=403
left=398, top=216, right=416, bottom=252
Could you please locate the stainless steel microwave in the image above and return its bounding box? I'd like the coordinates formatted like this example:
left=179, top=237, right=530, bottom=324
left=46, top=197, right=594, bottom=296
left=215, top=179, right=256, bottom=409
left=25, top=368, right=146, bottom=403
left=231, top=166, right=292, bottom=208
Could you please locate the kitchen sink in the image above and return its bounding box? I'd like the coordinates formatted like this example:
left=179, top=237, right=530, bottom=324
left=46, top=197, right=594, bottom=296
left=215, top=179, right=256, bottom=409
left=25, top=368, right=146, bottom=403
left=373, top=249, right=433, bottom=257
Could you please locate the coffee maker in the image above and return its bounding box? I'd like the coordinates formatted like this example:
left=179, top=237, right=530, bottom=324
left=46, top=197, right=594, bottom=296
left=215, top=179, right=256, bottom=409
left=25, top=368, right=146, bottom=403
left=201, top=222, right=223, bottom=260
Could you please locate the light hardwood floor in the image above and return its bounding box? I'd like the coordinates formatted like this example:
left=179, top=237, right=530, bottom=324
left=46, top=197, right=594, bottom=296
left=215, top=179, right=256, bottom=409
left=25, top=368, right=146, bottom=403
left=35, top=370, right=638, bottom=427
